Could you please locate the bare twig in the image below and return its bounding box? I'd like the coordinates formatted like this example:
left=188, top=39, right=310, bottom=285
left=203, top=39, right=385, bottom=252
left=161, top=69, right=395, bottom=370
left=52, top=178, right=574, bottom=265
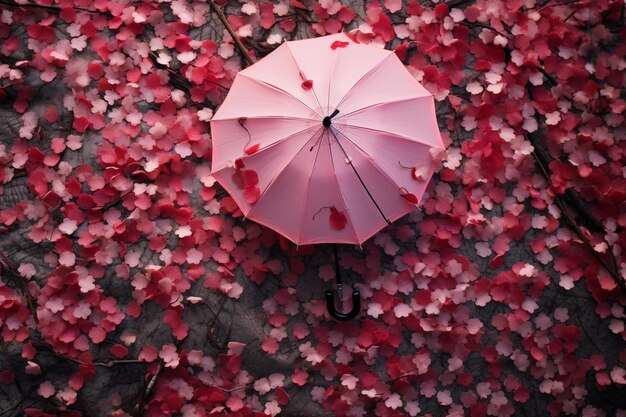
left=207, top=384, right=249, bottom=393
left=512, top=45, right=625, bottom=293
left=91, top=189, right=134, bottom=212
left=385, top=367, right=418, bottom=384
left=85, top=358, right=146, bottom=368
left=528, top=145, right=626, bottom=292
left=537, top=0, right=583, bottom=12
left=535, top=66, right=558, bottom=87
left=0, top=257, right=155, bottom=369
left=148, top=51, right=228, bottom=91
left=202, top=295, right=230, bottom=350
left=206, top=0, right=256, bottom=66
left=461, top=21, right=510, bottom=38
left=0, top=252, right=38, bottom=323
left=0, top=0, right=108, bottom=15
left=131, top=361, right=164, bottom=417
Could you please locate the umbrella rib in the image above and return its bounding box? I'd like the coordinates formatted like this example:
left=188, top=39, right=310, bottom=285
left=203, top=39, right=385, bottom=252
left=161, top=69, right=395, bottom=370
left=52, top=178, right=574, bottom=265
left=328, top=126, right=392, bottom=226
left=246, top=125, right=326, bottom=218
left=332, top=122, right=443, bottom=149
left=332, top=52, right=394, bottom=114
left=331, top=126, right=416, bottom=204
left=326, top=132, right=363, bottom=244
left=295, top=129, right=326, bottom=245
left=239, top=73, right=323, bottom=119
left=284, top=43, right=325, bottom=118
left=332, top=95, right=432, bottom=123
left=211, top=124, right=322, bottom=173
left=211, top=115, right=320, bottom=123
left=326, top=44, right=339, bottom=117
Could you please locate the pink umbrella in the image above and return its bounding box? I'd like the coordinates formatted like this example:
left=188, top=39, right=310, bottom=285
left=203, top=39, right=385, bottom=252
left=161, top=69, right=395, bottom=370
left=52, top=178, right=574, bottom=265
left=211, top=33, right=445, bottom=319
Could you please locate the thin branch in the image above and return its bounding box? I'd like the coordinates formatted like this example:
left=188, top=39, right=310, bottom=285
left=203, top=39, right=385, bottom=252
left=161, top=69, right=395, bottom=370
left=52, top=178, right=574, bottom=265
left=507, top=43, right=626, bottom=293
left=444, top=0, right=474, bottom=8
left=385, top=367, right=418, bottom=384
left=91, top=189, right=134, bottom=212
left=204, top=295, right=230, bottom=350
left=86, top=358, right=146, bottom=368
left=528, top=146, right=626, bottom=292
left=148, top=51, right=228, bottom=91
left=537, top=0, right=582, bottom=12
left=0, top=0, right=108, bottom=15
left=131, top=361, right=164, bottom=417
left=0, top=252, right=38, bottom=323
left=206, top=0, right=256, bottom=66
left=461, top=21, right=511, bottom=37
left=207, top=384, right=249, bottom=393
left=535, top=66, right=557, bottom=87
left=32, top=340, right=150, bottom=368
left=0, top=260, right=151, bottom=369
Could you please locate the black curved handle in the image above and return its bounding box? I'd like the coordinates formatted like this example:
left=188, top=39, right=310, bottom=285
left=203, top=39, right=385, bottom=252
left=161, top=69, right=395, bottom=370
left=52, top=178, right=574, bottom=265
left=325, top=289, right=361, bottom=321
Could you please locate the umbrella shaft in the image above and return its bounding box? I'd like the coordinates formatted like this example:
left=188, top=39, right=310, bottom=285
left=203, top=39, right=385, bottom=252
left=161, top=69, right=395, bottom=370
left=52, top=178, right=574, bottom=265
left=333, top=244, right=343, bottom=303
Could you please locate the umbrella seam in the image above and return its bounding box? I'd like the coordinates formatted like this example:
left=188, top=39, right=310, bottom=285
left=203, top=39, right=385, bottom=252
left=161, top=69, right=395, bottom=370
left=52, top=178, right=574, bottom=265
left=211, top=170, right=252, bottom=217
left=212, top=73, right=318, bottom=122
left=211, top=115, right=319, bottom=123
left=245, top=125, right=325, bottom=221
left=238, top=73, right=324, bottom=119
left=326, top=38, right=340, bottom=117
left=295, top=128, right=326, bottom=245
left=328, top=127, right=392, bottom=226
left=326, top=131, right=362, bottom=244
left=283, top=42, right=326, bottom=117
left=211, top=124, right=321, bottom=173
left=333, top=94, right=433, bottom=122
left=332, top=51, right=395, bottom=113
left=331, top=126, right=421, bottom=212
left=356, top=209, right=415, bottom=245
left=333, top=126, right=440, bottom=244
left=333, top=125, right=440, bottom=192
left=333, top=121, right=446, bottom=149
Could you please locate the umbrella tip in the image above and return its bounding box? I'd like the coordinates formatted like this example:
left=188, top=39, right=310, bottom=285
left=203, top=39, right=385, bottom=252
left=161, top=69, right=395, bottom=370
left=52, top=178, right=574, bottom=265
left=323, top=109, right=340, bottom=128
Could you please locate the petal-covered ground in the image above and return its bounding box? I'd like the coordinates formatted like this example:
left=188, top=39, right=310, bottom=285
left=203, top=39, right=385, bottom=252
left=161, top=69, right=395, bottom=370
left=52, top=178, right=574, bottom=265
left=0, top=1, right=624, bottom=416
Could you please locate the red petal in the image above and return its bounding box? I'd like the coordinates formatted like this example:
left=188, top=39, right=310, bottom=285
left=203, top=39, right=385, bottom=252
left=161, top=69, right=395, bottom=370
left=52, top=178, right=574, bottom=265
left=301, top=80, right=313, bottom=90
left=401, top=193, right=418, bottom=204
left=231, top=170, right=245, bottom=189
left=412, top=165, right=429, bottom=180
left=344, top=32, right=359, bottom=43
left=275, top=387, right=289, bottom=405
left=87, top=62, right=104, bottom=79
left=434, top=3, right=449, bottom=18
left=28, top=147, right=45, bottom=164
left=395, top=43, right=409, bottom=61
left=329, top=206, right=347, bottom=230
left=73, top=116, right=90, bottom=133
left=242, top=170, right=258, bottom=187
left=489, top=254, right=505, bottom=269
left=59, top=6, right=77, bottom=23
left=43, top=190, right=61, bottom=208
left=530, top=347, right=544, bottom=361
left=234, top=158, right=245, bottom=169
left=77, top=194, right=95, bottom=208
left=330, top=40, right=350, bottom=50
left=244, top=186, right=260, bottom=204
left=109, top=344, right=128, bottom=359
left=244, top=144, right=260, bottom=155
left=290, top=0, right=306, bottom=9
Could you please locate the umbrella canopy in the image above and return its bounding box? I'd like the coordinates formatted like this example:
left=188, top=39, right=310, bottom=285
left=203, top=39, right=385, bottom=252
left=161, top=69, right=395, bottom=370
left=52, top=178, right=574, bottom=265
left=210, top=33, right=445, bottom=246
